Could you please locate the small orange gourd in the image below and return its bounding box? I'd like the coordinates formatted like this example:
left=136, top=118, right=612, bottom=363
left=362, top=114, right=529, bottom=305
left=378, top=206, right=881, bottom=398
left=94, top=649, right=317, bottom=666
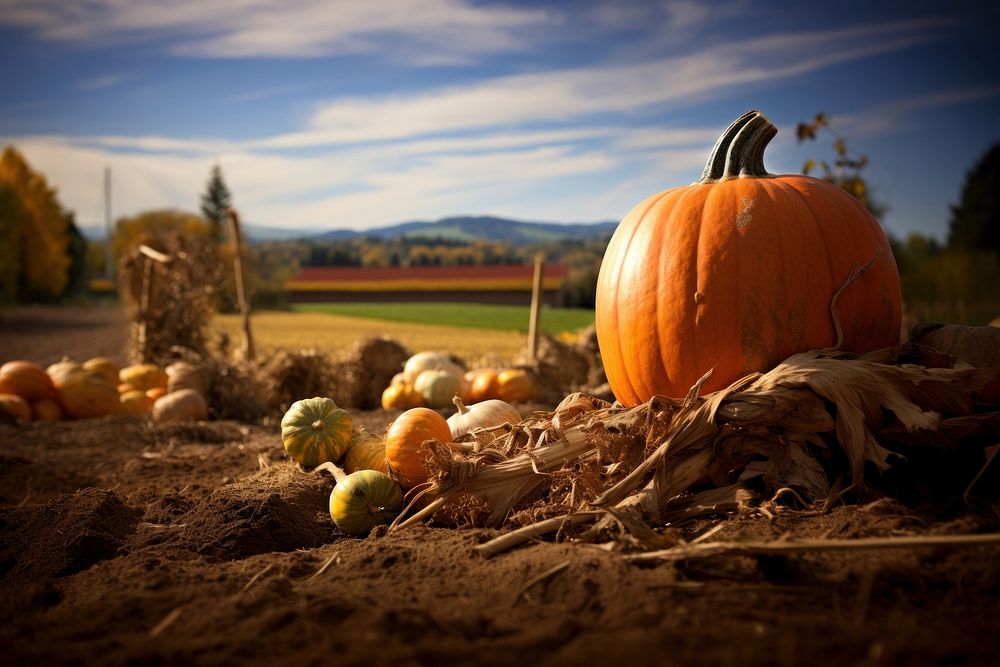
left=0, top=360, right=54, bottom=401
left=467, top=368, right=500, bottom=402
left=496, top=369, right=536, bottom=403
left=343, top=431, right=389, bottom=474
left=384, top=407, right=452, bottom=489
left=31, top=397, right=64, bottom=421
left=381, top=383, right=424, bottom=410
left=0, top=393, right=32, bottom=422
left=119, top=364, right=168, bottom=392
left=120, top=389, right=154, bottom=414
left=82, top=357, right=120, bottom=384
left=49, top=364, right=120, bottom=419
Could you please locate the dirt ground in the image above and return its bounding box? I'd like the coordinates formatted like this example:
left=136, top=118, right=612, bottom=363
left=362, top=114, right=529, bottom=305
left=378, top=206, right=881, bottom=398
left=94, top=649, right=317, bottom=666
left=2, top=307, right=999, bottom=666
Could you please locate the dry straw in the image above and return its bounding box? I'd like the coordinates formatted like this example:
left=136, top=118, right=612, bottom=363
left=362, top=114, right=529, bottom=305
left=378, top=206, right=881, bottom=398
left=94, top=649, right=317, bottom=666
left=391, top=347, right=1000, bottom=557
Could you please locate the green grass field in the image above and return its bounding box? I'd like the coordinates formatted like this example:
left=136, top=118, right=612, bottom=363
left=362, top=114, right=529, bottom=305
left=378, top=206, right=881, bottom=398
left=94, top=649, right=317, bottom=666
left=294, top=302, right=594, bottom=334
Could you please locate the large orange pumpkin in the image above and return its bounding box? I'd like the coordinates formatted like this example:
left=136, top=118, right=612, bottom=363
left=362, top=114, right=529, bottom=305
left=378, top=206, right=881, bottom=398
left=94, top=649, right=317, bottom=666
left=595, top=110, right=902, bottom=405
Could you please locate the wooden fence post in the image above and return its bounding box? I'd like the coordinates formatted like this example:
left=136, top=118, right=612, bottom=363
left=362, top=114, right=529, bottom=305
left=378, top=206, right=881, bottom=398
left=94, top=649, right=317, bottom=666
left=136, top=244, right=172, bottom=363
left=528, top=253, right=545, bottom=360
left=227, top=208, right=255, bottom=362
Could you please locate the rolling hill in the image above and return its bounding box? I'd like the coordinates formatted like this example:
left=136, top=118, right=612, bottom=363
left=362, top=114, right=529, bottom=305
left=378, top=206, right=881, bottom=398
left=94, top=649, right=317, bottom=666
left=313, top=215, right=617, bottom=244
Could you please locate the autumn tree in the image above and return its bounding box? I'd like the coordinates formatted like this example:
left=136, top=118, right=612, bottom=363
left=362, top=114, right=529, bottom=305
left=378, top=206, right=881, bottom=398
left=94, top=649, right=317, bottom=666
left=947, top=143, right=1000, bottom=256
left=0, top=184, right=19, bottom=303
left=113, top=209, right=216, bottom=261
left=796, top=113, right=885, bottom=219
left=0, top=147, right=73, bottom=301
left=200, top=164, right=232, bottom=241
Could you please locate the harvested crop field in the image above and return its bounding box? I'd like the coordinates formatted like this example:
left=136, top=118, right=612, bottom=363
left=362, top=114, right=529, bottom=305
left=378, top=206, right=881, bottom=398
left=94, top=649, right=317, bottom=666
left=215, top=310, right=530, bottom=363
left=2, top=307, right=999, bottom=666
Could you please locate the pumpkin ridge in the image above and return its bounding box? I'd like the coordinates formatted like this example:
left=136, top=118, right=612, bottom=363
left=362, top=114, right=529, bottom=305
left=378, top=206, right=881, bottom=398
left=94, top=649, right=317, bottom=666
left=762, top=178, right=822, bottom=353
left=635, top=188, right=687, bottom=402
left=755, top=178, right=792, bottom=369
left=666, top=185, right=710, bottom=395
left=780, top=177, right=840, bottom=347
left=777, top=177, right=840, bottom=345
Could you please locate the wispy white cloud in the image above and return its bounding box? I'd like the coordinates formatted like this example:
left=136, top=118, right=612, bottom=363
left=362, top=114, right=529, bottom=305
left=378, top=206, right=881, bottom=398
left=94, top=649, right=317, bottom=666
left=7, top=123, right=686, bottom=230
left=0, top=12, right=964, bottom=233
left=839, top=84, right=1000, bottom=136
left=260, top=19, right=942, bottom=148
left=0, top=0, right=551, bottom=62
left=224, top=83, right=311, bottom=105
left=76, top=72, right=130, bottom=91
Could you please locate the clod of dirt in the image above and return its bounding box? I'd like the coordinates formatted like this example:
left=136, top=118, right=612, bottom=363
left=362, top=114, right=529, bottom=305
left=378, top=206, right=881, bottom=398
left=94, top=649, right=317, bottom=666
left=173, top=463, right=337, bottom=561
left=0, top=488, right=140, bottom=582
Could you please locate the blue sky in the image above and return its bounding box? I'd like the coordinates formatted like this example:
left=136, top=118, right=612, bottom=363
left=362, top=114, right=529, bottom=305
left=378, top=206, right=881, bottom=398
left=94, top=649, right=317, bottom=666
left=0, top=0, right=997, bottom=241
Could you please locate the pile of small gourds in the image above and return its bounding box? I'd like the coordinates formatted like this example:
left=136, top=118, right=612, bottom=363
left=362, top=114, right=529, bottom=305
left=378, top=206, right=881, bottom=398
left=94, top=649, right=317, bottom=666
left=381, top=351, right=537, bottom=410
left=281, top=391, right=523, bottom=536
left=0, top=357, right=210, bottom=424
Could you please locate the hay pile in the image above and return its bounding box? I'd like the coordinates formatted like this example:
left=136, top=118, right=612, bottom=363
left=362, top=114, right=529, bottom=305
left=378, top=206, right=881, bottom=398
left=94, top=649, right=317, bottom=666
left=164, top=347, right=269, bottom=422
left=330, top=337, right=410, bottom=409
left=258, top=337, right=410, bottom=412
left=118, top=234, right=221, bottom=364
left=515, top=332, right=611, bottom=403
left=394, top=344, right=1000, bottom=555
left=261, top=349, right=339, bottom=414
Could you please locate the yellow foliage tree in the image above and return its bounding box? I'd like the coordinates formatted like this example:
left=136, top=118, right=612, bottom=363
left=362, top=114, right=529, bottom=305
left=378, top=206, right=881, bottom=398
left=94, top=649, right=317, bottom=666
left=113, top=209, right=216, bottom=261
left=0, top=185, right=19, bottom=302
left=0, top=147, right=72, bottom=300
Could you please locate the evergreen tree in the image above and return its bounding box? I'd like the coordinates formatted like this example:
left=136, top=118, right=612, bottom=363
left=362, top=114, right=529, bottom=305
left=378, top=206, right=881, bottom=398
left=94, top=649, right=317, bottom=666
left=200, top=164, right=232, bottom=241
left=63, top=212, right=91, bottom=297
left=947, top=143, right=1000, bottom=256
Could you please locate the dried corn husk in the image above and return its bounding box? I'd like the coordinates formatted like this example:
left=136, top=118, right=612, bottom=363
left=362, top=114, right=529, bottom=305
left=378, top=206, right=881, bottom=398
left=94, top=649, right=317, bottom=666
left=394, top=347, right=1000, bottom=538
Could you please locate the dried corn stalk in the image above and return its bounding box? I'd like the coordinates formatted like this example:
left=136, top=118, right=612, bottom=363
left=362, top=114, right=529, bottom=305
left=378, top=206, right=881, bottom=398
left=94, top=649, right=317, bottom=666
left=393, top=348, right=1000, bottom=549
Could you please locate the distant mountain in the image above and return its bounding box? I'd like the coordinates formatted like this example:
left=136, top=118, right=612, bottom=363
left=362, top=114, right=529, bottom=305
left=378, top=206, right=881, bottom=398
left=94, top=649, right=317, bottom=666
left=242, top=224, right=317, bottom=242
left=79, top=215, right=619, bottom=245
left=78, top=223, right=315, bottom=243
left=316, top=216, right=618, bottom=244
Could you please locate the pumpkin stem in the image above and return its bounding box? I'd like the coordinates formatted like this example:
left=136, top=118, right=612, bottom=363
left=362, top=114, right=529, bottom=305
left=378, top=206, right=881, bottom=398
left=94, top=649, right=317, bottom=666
left=698, top=110, right=776, bottom=183
left=452, top=395, right=470, bottom=414
left=311, top=419, right=325, bottom=430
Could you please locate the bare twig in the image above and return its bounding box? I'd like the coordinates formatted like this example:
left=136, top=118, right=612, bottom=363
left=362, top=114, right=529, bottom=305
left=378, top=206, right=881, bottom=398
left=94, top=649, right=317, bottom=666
left=474, top=512, right=602, bottom=558
left=310, top=552, right=341, bottom=579
left=624, top=532, right=1000, bottom=563
left=241, top=563, right=275, bottom=591
left=512, top=560, right=570, bottom=604
left=827, top=248, right=881, bottom=350
left=149, top=606, right=183, bottom=638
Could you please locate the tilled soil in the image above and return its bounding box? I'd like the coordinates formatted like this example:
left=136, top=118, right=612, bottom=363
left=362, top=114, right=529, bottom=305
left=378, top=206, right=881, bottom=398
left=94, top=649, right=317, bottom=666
left=2, top=306, right=998, bottom=665
left=2, top=415, right=999, bottom=667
